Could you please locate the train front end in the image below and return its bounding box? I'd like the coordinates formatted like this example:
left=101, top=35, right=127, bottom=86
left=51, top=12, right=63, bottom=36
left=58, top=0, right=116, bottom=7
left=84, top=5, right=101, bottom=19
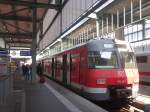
left=84, top=39, right=139, bottom=101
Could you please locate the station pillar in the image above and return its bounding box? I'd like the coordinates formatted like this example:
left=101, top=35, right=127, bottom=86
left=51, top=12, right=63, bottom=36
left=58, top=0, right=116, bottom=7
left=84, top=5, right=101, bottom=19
left=96, top=15, right=100, bottom=37
left=31, top=4, right=37, bottom=83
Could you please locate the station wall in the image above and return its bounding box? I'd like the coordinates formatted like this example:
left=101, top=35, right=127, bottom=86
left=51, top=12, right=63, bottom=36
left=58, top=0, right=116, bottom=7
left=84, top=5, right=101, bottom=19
left=40, top=0, right=98, bottom=51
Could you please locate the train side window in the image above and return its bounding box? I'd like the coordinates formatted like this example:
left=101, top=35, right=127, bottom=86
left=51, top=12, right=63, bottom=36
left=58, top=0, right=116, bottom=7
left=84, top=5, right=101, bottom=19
left=70, top=58, right=75, bottom=71
left=136, top=56, right=147, bottom=63
left=81, top=54, right=86, bottom=68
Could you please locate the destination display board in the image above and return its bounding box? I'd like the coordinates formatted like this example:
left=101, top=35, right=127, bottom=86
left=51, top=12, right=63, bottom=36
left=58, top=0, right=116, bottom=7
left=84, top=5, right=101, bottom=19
left=20, top=50, right=31, bottom=56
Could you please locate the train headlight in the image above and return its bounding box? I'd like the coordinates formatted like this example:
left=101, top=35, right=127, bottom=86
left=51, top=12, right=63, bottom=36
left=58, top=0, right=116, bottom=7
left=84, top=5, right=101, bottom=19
left=132, top=84, right=139, bottom=92
left=97, top=78, right=106, bottom=85
left=134, top=78, right=139, bottom=83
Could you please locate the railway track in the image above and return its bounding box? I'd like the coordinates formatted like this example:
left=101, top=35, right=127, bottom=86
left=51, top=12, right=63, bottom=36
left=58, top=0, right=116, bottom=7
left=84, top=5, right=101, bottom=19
left=46, top=77, right=147, bottom=112
left=120, top=104, right=144, bottom=112
left=95, top=100, right=145, bottom=112
left=129, top=101, right=144, bottom=112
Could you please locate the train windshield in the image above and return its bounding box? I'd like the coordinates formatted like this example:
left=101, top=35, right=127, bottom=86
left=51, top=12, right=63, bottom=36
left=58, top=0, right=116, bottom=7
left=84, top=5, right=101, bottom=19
left=120, top=52, right=137, bottom=68
left=88, top=51, right=119, bottom=69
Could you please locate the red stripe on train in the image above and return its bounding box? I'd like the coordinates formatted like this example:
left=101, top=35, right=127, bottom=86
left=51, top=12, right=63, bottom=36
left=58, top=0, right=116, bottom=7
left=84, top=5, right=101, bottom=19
left=139, top=72, right=150, bottom=76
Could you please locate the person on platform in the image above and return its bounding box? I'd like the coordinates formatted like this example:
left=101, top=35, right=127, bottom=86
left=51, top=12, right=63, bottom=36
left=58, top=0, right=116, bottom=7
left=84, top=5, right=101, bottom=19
left=37, top=62, right=45, bottom=83
left=24, top=64, right=30, bottom=80
left=37, top=63, right=43, bottom=76
left=22, top=64, right=26, bottom=77
left=29, top=64, right=32, bottom=80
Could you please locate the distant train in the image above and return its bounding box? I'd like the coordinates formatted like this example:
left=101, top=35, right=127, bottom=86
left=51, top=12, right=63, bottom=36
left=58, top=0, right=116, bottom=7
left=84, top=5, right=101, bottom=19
left=41, top=38, right=139, bottom=101
left=136, top=52, right=150, bottom=86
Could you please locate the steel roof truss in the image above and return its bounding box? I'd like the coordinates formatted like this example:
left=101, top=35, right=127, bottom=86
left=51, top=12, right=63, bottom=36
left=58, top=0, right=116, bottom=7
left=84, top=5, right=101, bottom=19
left=0, top=32, right=32, bottom=39
left=0, top=1, right=60, bottom=10
left=2, top=8, right=28, bottom=16
left=0, top=15, right=40, bottom=22
left=6, top=41, right=32, bottom=44
left=4, top=21, right=31, bottom=33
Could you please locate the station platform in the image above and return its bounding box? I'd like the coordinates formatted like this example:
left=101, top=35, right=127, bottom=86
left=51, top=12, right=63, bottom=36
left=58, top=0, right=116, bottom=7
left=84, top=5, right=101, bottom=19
left=12, top=77, right=107, bottom=112
left=1, top=71, right=150, bottom=112
left=136, top=85, right=150, bottom=105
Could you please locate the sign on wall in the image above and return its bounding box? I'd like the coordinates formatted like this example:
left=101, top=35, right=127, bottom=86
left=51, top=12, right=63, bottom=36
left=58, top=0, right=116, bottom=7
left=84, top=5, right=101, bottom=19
left=20, top=50, right=31, bottom=56
left=10, top=50, right=31, bottom=58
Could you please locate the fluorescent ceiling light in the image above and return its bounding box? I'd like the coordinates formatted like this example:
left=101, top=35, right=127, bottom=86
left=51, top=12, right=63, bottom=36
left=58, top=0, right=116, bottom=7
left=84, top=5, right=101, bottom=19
left=57, top=38, right=62, bottom=42
left=88, top=13, right=97, bottom=19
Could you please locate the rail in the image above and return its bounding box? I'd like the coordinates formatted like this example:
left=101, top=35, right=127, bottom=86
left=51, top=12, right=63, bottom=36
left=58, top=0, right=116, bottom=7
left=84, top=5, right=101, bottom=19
left=95, top=100, right=148, bottom=112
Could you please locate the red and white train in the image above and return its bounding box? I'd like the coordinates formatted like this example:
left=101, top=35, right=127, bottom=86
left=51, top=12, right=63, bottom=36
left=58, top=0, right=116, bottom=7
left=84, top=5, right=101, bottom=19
left=136, top=52, right=150, bottom=86
left=41, top=39, right=139, bottom=101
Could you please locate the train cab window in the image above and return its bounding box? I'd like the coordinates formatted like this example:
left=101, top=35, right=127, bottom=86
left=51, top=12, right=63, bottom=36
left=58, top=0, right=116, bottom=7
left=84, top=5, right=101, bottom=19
left=136, top=56, right=147, bottom=63
left=88, top=51, right=119, bottom=69
left=120, top=52, right=137, bottom=68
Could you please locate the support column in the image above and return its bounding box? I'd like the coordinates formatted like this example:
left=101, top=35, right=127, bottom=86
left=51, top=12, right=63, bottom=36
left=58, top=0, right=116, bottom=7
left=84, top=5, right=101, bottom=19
left=111, top=14, right=114, bottom=31
left=96, top=16, right=100, bottom=37
left=60, top=0, right=62, bottom=34
left=40, top=21, right=43, bottom=39
left=8, top=46, right=10, bottom=54
left=142, top=21, right=145, bottom=39
left=131, top=0, right=133, bottom=23
left=117, top=10, right=119, bottom=28
left=5, top=42, right=7, bottom=49
left=140, top=0, right=142, bottom=20
left=31, top=2, right=37, bottom=83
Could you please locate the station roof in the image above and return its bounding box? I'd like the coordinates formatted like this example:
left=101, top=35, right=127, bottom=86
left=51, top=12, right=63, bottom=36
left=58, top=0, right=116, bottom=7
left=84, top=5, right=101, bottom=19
left=0, top=0, right=63, bottom=48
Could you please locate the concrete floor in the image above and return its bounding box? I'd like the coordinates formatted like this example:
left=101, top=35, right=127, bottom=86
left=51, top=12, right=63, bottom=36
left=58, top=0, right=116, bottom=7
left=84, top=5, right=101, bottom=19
left=14, top=80, right=71, bottom=112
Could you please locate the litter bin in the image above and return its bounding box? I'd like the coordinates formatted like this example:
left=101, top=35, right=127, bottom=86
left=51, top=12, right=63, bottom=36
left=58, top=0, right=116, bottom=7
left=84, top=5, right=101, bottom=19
left=0, top=49, right=11, bottom=104
left=0, top=75, right=11, bottom=104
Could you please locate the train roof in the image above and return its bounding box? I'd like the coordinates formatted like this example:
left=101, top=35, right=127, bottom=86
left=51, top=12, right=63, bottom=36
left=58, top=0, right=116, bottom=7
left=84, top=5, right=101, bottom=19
left=87, top=38, right=130, bottom=51
left=87, top=38, right=129, bottom=45
left=41, top=38, right=131, bottom=60
left=59, top=38, right=129, bottom=53
left=59, top=38, right=117, bottom=53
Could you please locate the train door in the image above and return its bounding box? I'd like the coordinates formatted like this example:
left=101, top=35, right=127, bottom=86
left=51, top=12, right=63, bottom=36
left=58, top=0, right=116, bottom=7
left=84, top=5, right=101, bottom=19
left=62, top=54, right=67, bottom=84
left=70, top=54, right=81, bottom=89
left=51, top=58, right=55, bottom=78
left=48, top=59, right=52, bottom=77
left=80, top=52, right=86, bottom=86
left=55, top=57, right=57, bottom=79
left=67, top=54, right=71, bottom=85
